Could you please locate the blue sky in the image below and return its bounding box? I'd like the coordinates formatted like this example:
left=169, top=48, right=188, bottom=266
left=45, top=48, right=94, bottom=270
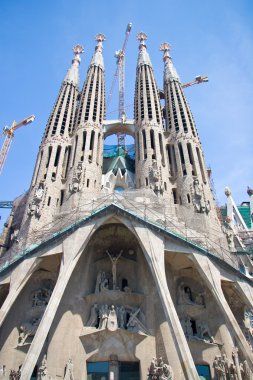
left=0, top=0, right=252, bottom=228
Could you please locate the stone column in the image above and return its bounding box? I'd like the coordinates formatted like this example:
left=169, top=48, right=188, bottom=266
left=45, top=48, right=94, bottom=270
left=0, top=256, right=39, bottom=328
left=133, top=223, right=199, bottom=379
left=191, top=253, right=253, bottom=371
left=20, top=222, right=95, bottom=380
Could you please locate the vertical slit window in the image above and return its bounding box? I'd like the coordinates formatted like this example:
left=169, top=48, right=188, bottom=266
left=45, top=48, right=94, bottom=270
left=81, top=131, right=87, bottom=161
left=159, top=133, right=165, bottom=166
left=172, top=188, right=178, bottom=204
left=196, top=147, right=206, bottom=183
left=150, top=130, right=156, bottom=159
left=72, top=135, right=78, bottom=167
left=89, top=131, right=95, bottom=161
left=142, top=130, right=147, bottom=159
left=60, top=190, right=64, bottom=206
left=137, top=132, right=140, bottom=161
left=46, top=146, right=52, bottom=169
left=178, top=142, right=187, bottom=176
left=187, top=143, right=196, bottom=176
left=54, top=146, right=61, bottom=167
left=96, top=133, right=101, bottom=164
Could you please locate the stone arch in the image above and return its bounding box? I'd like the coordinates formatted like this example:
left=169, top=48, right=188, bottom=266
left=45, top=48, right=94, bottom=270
left=0, top=253, right=61, bottom=370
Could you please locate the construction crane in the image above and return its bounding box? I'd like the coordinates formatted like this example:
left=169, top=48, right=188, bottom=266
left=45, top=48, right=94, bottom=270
left=107, top=22, right=132, bottom=152
left=0, top=115, right=35, bottom=175
left=0, top=201, right=13, bottom=209
left=182, top=75, right=208, bottom=89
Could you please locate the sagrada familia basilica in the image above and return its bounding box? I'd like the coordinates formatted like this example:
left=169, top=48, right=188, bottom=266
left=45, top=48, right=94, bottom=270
left=0, top=30, right=253, bottom=380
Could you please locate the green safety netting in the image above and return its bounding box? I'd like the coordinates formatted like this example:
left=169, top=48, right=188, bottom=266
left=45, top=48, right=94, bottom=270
left=104, top=144, right=135, bottom=159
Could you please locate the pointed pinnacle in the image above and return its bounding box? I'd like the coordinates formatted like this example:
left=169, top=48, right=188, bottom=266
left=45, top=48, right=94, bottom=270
left=95, top=33, right=106, bottom=42
left=160, top=42, right=171, bottom=61
left=73, top=44, right=84, bottom=56
left=137, top=32, right=147, bottom=43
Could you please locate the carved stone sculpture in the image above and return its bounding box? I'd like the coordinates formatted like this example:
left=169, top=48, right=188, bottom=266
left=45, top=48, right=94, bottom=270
left=86, top=303, right=147, bottom=334
left=127, top=307, right=148, bottom=334
left=18, top=317, right=41, bottom=346
left=0, top=365, right=6, bottom=379
left=27, top=184, right=45, bottom=217
left=63, top=358, right=74, bottom=380
left=196, top=320, right=215, bottom=343
left=149, top=161, right=164, bottom=194
left=32, top=287, right=52, bottom=308
left=86, top=304, right=98, bottom=327
left=9, top=369, right=21, bottom=380
left=107, top=305, right=118, bottom=331
left=147, top=357, right=174, bottom=379
left=37, top=355, right=52, bottom=380
left=192, top=178, right=210, bottom=214
left=213, top=355, right=228, bottom=380
left=106, top=250, right=123, bottom=290
left=69, top=162, right=82, bottom=193
left=177, top=282, right=205, bottom=306
left=243, top=309, right=253, bottom=351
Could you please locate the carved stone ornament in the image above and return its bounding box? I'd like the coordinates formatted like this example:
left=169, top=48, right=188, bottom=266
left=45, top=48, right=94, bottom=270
left=192, top=178, right=210, bottom=214
left=243, top=309, right=253, bottom=351
left=149, top=160, right=164, bottom=194
left=180, top=316, right=215, bottom=343
left=147, top=357, right=174, bottom=380
left=9, top=369, right=21, bottom=380
left=37, top=355, right=53, bottom=380
left=27, top=183, right=45, bottom=217
left=177, top=282, right=205, bottom=307
left=69, top=162, right=83, bottom=193
left=43, top=135, right=71, bottom=146
left=32, top=287, right=52, bottom=308
left=17, top=317, right=41, bottom=346
left=213, top=348, right=253, bottom=380
left=63, top=358, right=74, bottom=380
left=86, top=304, right=148, bottom=334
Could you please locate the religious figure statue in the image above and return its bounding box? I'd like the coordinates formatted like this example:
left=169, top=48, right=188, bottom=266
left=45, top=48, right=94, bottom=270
left=63, top=358, right=74, bottom=380
left=106, top=250, right=123, bottom=290
left=127, top=307, right=148, bottom=334
left=86, top=304, right=98, bottom=327
left=147, top=357, right=174, bottom=379
left=192, top=178, right=209, bottom=213
left=32, top=287, right=52, bottom=308
left=196, top=320, right=215, bottom=343
left=18, top=317, right=41, bottom=346
left=98, top=304, right=109, bottom=329
left=107, top=305, right=118, bottom=331
left=37, top=354, right=53, bottom=380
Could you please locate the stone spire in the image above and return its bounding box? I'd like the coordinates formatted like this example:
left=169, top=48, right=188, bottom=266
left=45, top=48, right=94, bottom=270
left=134, top=33, right=170, bottom=195
left=20, top=45, right=84, bottom=240
left=90, top=33, right=105, bottom=69
left=161, top=42, right=219, bottom=226
left=136, top=32, right=152, bottom=67
left=75, top=34, right=106, bottom=127
left=61, top=35, right=106, bottom=211
left=160, top=42, right=180, bottom=82
left=42, top=45, right=84, bottom=141
left=64, top=44, right=84, bottom=85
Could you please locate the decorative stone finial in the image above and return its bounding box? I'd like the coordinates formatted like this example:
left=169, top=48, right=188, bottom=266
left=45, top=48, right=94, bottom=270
left=95, top=33, right=106, bottom=43
left=247, top=186, right=253, bottom=197
left=225, top=187, right=232, bottom=197
left=160, top=42, right=171, bottom=61
left=95, top=34, right=106, bottom=53
left=72, top=44, right=84, bottom=64
left=137, top=32, right=147, bottom=45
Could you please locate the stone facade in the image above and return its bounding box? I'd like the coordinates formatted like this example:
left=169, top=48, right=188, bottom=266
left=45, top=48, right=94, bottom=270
left=0, top=32, right=253, bottom=380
